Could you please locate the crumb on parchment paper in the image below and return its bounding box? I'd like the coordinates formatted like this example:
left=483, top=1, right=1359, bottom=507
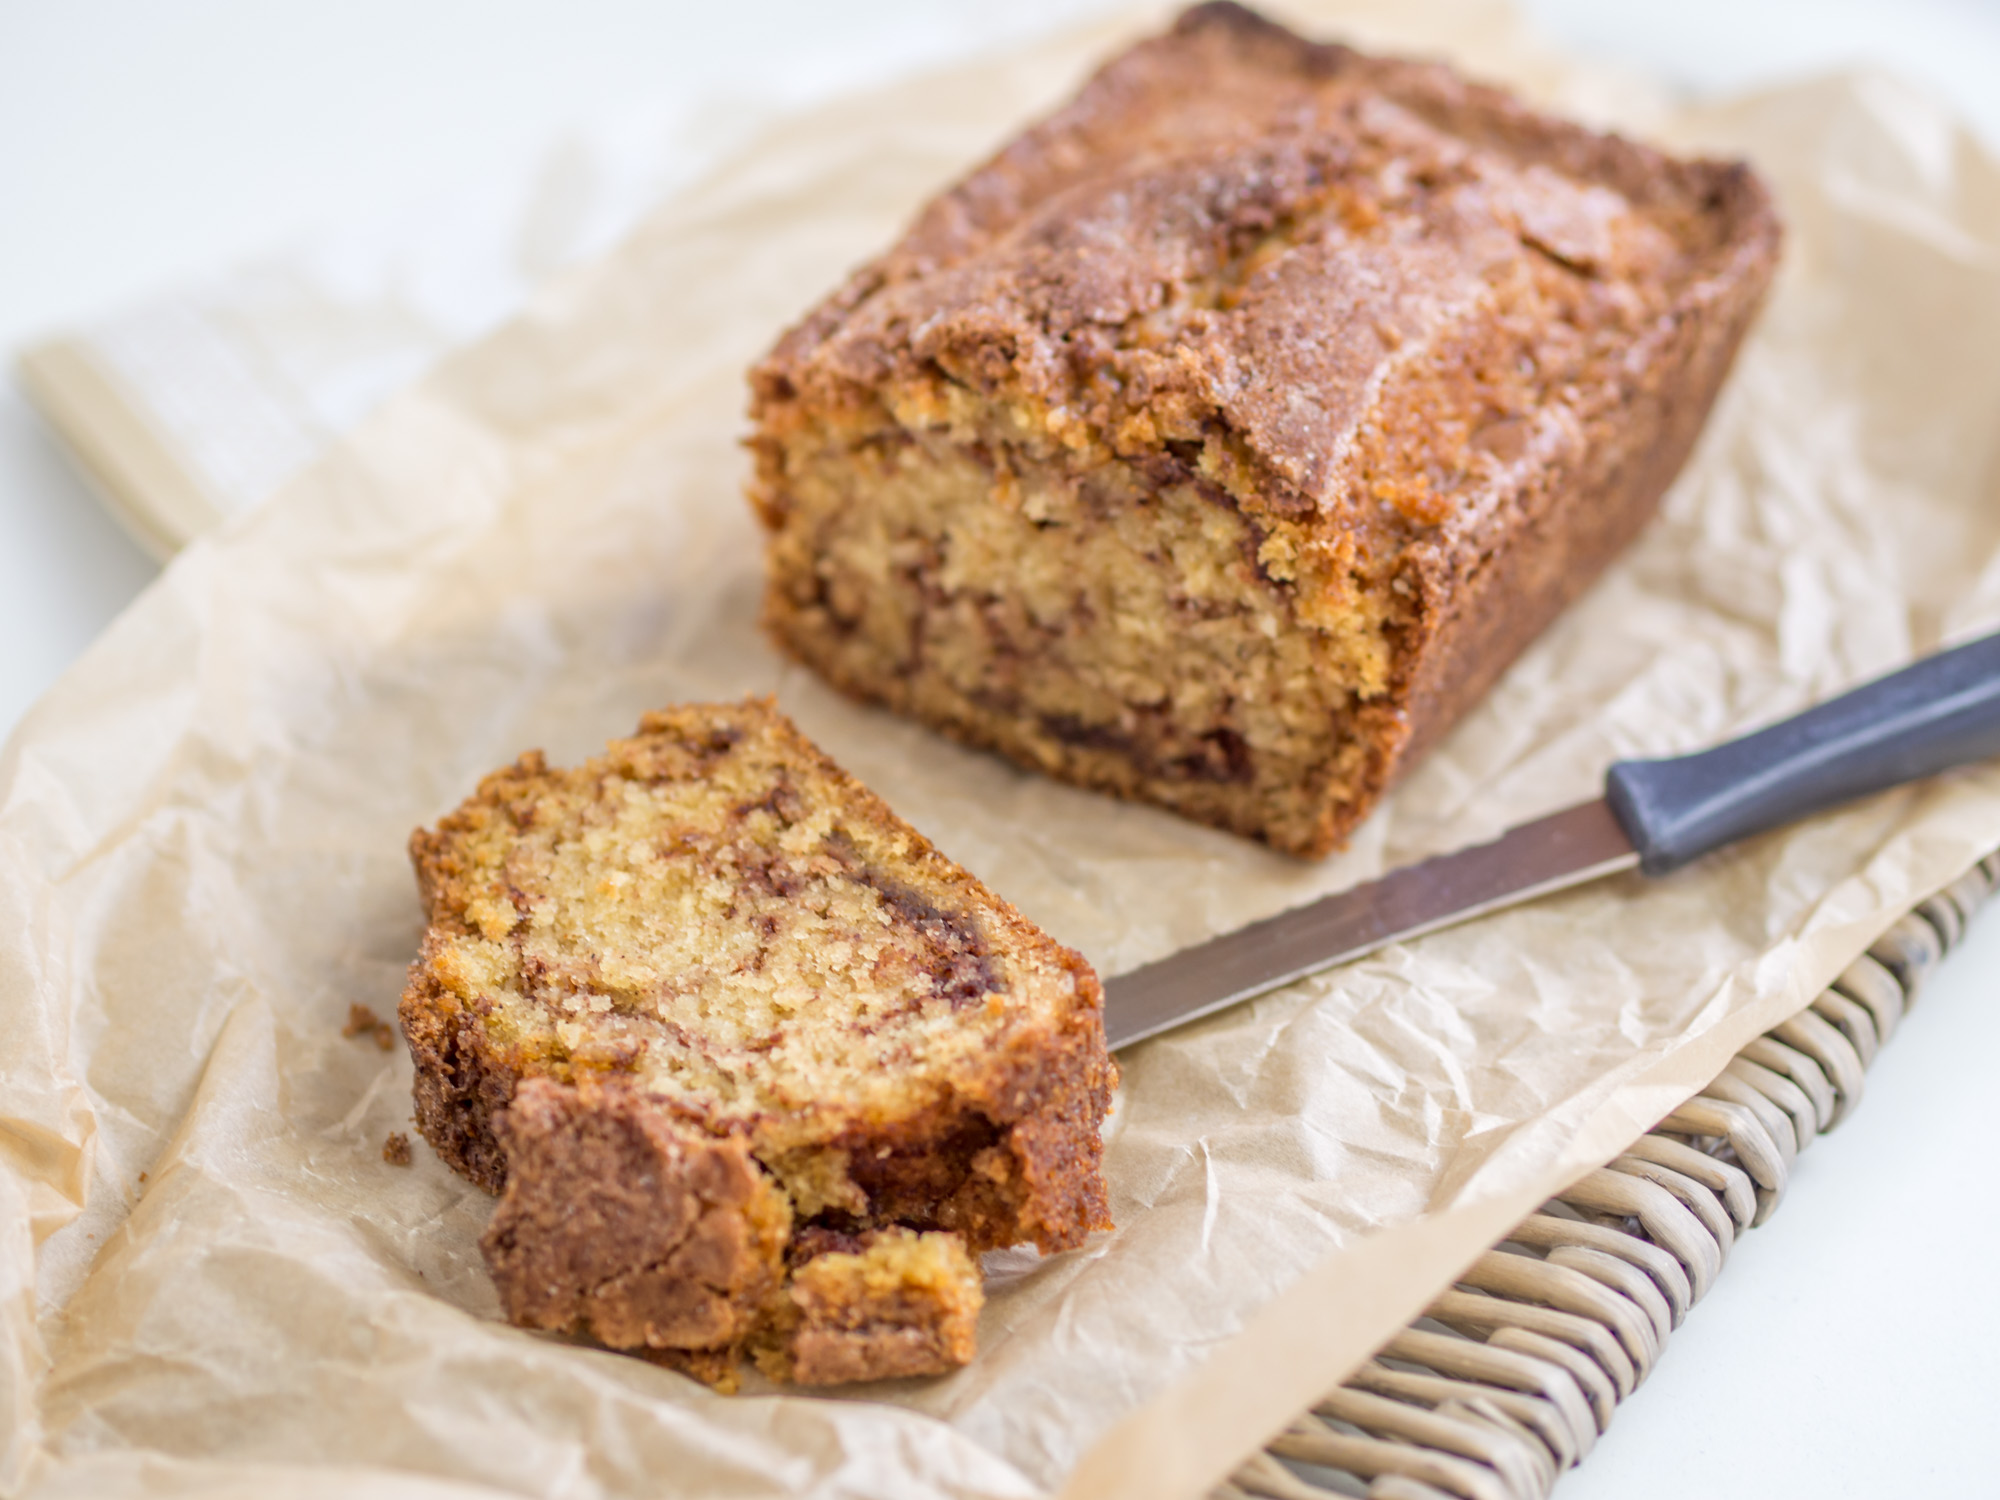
left=382, top=1133, right=413, bottom=1167
left=343, top=1003, right=397, bottom=1051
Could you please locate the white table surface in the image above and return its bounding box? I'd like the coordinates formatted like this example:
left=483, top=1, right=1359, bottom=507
left=4, top=3, right=1998, bottom=1496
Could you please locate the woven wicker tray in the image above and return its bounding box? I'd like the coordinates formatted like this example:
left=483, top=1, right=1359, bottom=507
left=1207, top=854, right=1999, bottom=1500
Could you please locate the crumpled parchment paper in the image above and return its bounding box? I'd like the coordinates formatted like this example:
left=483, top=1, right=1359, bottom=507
left=6, top=2, right=2000, bottom=1497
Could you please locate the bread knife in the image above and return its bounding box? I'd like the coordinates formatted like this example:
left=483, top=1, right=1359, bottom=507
left=1103, top=631, right=2000, bottom=1050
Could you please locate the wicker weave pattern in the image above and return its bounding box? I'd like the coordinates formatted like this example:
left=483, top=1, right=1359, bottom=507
left=1216, top=854, right=2000, bottom=1500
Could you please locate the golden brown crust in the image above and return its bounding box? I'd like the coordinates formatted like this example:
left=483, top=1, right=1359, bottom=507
left=399, top=699, right=1114, bottom=1384
left=747, top=2, right=1781, bottom=856
left=399, top=955, right=504, bottom=1191
left=481, top=1077, right=791, bottom=1351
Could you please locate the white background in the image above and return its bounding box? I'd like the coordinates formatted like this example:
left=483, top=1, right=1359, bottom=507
left=3, top=2, right=1998, bottom=1496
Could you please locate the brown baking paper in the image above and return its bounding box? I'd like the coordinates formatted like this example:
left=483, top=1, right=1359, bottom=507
left=7, top=3, right=2000, bottom=1497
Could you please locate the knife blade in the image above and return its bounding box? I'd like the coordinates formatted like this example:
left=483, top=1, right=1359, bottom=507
left=1103, top=630, right=2000, bottom=1051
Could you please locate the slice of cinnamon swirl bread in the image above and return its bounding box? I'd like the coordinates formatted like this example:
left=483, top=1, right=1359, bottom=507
left=399, top=698, right=1113, bottom=1384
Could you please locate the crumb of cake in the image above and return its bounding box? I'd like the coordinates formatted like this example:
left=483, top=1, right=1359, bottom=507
left=747, top=1, right=1779, bottom=856
left=382, top=1132, right=413, bottom=1167
left=344, top=1003, right=397, bottom=1050
left=755, top=1227, right=984, bottom=1385
left=399, top=698, right=1114, bottom=1385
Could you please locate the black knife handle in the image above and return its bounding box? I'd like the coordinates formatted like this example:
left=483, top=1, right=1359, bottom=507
left=1605, top=632, right=2000, bottom=876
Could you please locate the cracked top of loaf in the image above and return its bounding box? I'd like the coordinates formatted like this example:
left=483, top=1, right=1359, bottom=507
left=752, top=0, right=1779, bottom=612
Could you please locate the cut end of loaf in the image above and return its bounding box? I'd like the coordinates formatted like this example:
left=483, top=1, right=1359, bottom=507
left=755, top=398, right=1403, bottom=855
